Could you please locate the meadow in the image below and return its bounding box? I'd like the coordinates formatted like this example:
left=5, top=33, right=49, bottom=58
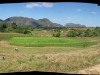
left=9, top=37, right=96, bottom=47
left=0, top=30, right=100, bottom=74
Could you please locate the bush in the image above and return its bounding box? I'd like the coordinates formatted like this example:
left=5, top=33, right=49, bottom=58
left=52, top=32, right=61, bottom=37
left=52, top=29, right=61, bottom=37
left=23, top=30, right=27, bottom=34
left=67, top=30, right=77, bottom=37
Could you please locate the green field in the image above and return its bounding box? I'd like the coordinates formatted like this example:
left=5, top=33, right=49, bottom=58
left=0, top=32, right=100, bottom=74
left=9, top=37, right=96, bottom=47
left=0, top=33, right=33, bottom=41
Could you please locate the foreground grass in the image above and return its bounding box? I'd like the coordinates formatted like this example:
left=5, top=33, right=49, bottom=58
left=0, top=39, right=100, bottom=73
left=9, top=37, right=96, bottom=47
left=0, top=45, right=100, bottom=73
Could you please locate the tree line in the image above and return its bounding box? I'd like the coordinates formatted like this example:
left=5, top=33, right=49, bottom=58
left=0, top=22, right=32, bottom=34
left=67, top=27, right=100, bottom=37
left=0, top=22, right=100, bottom=37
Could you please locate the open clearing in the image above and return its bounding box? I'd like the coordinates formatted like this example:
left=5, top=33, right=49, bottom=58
left=0, top=33, right=100, bottom=74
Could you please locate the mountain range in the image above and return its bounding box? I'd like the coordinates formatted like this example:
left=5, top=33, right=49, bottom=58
left=65, top=23, right=86, bottom=27
left=0, top=16, right=86, bottom=27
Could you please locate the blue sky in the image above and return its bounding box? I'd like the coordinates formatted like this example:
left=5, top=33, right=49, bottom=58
left=0, top=2, right=100, bottom=27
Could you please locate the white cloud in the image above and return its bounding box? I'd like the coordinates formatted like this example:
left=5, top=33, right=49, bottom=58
left=77, top=9, right=81, bottom=11
left=91, top=12, right=97, bottom=14
left=42, top=2, right=54, bottom=7
left=26, top=3, right=42, bottom=8
left=26, top=2, right=54, bottom=9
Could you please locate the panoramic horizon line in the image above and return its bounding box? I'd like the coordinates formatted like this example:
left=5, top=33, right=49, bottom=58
left=1, top=16, right=100, bottom=27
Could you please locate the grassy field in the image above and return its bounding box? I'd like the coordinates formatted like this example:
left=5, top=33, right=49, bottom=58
left=0, top=32, right=100, bottom=74
left=9, top=37, right=96, bottom=47
left=0, top=33, right=33, bottom=41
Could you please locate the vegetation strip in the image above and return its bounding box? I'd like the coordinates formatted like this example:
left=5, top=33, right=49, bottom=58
left=9, top=37, right=96, bottom=47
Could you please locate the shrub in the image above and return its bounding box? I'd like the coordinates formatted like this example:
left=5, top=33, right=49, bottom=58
left=52, top=29, right=61, bottom=37
left=67, top=30, right=77, bottom=37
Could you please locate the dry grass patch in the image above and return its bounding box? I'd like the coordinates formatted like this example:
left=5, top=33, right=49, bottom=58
left=77, top=64, right=100, bottom=74
left=34, top=47, right=100, bottom=73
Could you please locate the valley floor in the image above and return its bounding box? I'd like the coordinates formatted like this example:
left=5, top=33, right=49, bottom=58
left=0, top=37, right=100, bottom=74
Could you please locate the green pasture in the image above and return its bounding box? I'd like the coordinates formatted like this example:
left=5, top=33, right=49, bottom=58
left=9, top=37, right=96, bottom=47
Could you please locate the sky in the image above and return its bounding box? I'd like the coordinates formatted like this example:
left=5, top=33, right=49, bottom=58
left=0, top=2, right=100, bottom=27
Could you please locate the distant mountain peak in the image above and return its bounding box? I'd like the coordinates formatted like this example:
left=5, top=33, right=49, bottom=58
left=2, top=16, right=63, bottom=27
left=65, top=23, right=86, bottom=27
